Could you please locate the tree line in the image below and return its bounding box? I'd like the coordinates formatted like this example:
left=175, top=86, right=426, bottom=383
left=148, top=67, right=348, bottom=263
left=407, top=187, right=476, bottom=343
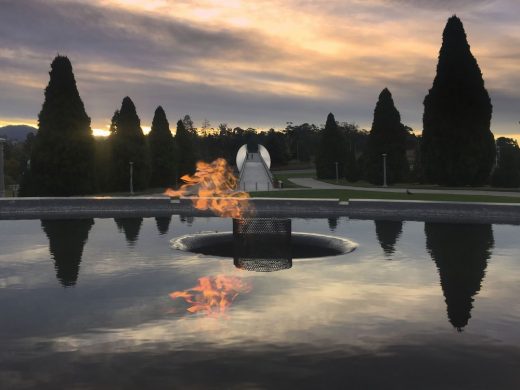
left=13, top=15, right=520, bottom=196
left=315, top=15, right=519, bottom=187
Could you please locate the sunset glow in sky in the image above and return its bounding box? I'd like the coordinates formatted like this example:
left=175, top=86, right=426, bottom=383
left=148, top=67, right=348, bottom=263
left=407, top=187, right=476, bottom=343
left=1, top=0, right=519, bottom=139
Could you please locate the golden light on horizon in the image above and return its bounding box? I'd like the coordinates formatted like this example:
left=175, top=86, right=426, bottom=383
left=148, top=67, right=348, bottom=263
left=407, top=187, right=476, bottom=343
left=92, top=126, right=151, bottom=137
left=92, top=128, right=110, bottom=137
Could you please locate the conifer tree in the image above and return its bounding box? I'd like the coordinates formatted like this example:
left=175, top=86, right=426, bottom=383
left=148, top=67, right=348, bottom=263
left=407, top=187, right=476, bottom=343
left=316, top=113, right=347, bottom=179
left=175, top=119, right=197, bottom=177
left=109, top=97, right=149, bottom=191
left=364, top=88, right=409, bottom=185
left=21, top=55, right=95, bottom=196
left=148, top=106, right=176, bottom=187
left=422, top=15, right=495, bottom=186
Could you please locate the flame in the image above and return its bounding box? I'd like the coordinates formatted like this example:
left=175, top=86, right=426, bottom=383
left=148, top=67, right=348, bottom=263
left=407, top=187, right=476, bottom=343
left=165, top=158, right=251, bottom=218
left=169, top=275, right=252, bottom=317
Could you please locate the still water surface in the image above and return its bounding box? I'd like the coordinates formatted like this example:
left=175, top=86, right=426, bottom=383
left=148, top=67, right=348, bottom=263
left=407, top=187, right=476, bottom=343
left=1, top=217, right=519, bottom=389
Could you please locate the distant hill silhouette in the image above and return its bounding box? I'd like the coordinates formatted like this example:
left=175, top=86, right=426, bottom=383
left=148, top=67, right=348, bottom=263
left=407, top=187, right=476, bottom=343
left=0, top=125, right=36, bottom=141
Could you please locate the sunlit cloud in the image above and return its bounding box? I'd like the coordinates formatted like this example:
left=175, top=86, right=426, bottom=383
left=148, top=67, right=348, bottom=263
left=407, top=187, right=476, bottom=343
left=1, top=0, right=519, bottom=138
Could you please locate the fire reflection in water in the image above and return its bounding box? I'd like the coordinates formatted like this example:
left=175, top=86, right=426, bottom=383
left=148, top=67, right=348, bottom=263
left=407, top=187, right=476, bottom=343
left=170, top=275, right=252, bottom=317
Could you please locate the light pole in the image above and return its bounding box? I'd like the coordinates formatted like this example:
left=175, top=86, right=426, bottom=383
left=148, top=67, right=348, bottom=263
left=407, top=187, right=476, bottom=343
left=335, top=161, right=339, bottom=183
left=382, top=153, right=387, bottom=187
left=0, top=138, right=5, bottom=197
left=129, top=161, right=134, bottom=195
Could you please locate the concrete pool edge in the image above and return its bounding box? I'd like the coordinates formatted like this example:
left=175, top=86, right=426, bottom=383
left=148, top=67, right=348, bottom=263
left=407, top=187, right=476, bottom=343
left=1, top=196, right=520, bottom=224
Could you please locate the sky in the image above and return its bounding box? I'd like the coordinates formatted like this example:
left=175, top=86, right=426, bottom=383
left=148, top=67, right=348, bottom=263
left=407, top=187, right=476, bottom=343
left=1, top=0, right=519, bottom=139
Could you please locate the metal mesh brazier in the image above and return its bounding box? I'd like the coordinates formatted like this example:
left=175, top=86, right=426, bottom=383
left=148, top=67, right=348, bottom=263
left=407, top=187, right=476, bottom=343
left=232, top=218, right=292, bottom=272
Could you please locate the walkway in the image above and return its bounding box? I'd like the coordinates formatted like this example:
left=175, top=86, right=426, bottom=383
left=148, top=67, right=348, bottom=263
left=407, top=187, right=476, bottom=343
left=288, top=177, right=520, bottom=197
left=239, top=152, right=273, bottom=191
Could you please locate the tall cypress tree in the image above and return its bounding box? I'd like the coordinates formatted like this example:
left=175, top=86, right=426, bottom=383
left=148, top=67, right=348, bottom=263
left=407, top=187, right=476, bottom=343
left=148, top=106, right=176, bottom=187
left=175, top=119, right=197, bottom=177
left=110, top=97, right=149, bottom=191
left=21, top=55, right=95, bottom=196
left=364, top=88, right=409, bottom=185
left=422, top=16, right=495, bottom=186
left=316, top=113, right=347, bottom=179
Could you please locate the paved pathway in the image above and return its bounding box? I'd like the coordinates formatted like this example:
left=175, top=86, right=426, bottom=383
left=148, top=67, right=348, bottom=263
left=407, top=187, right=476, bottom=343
left=288, top=177, right=520, bottom=197
left=239, top=152, right=273, bottom=191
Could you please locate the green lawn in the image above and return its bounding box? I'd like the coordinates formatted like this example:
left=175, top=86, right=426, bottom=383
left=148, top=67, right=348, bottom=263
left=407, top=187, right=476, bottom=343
left=273, top=171, right=315, bottom=188
left=318, top=178, right=520, bottom=193
left=252, top=189, right=520, bottom=203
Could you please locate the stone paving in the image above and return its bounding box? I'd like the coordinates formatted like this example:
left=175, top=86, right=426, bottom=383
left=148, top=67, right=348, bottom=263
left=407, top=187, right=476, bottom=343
left=1, top=196, right=520, bottom=224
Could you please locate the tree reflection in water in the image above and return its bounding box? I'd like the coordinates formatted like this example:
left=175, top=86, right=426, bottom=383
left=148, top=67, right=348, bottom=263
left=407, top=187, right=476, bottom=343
left=115, top=218, right=143, bottom=246
left=374, top=220, right=403, bottom=256
left=327, top=217, right=338, bottom=231
left=425, top=223, right=494, bottom=331
left=155, top=216, right=172, bottom=235
left=41, top=219, right=94, bottom=287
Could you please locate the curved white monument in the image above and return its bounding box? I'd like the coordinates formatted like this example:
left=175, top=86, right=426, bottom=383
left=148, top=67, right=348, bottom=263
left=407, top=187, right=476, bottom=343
left=236, top=144, right=247, bottom=172
left=236, top=144, right=271, bottom=172
left=258, top=144, right=271, bottom=169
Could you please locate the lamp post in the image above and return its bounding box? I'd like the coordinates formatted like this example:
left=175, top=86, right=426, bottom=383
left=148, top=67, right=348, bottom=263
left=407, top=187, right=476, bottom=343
left=335, top=161, right=339, bottom=183
left=129, top=161, right=134, bottom=195
left=0, top=138, right=5, bottom=197
left=382, top=153, right=387, bottom=187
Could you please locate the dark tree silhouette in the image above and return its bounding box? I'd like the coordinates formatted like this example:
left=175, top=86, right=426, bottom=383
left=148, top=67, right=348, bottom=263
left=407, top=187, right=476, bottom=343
left=115, top=218, right=143, bottom=246
left=262, top=129, right=290, bottom=166
left=316, top=113, right=347, bottom=179
left=364, top=88, right=409, bottom=185
left=109, top=97, right=149, bottom=191
left=175, top=120, right=197, bottom=178
left=21, top=56, right=95, bottom=196
left=284, top=122, right=319, bottom=163
left=491, top=137, right=520, bottom=188
left=155, top=216, right=172, bottom=235
left=421, top=16, right=495, bottom=186
left=41, top=219, right=94, bottom=287
left=374, top=220, right=403, bottom=256
left=148, top=106, right=176, bottom=187
left=425, top=222, right=494, bottom=330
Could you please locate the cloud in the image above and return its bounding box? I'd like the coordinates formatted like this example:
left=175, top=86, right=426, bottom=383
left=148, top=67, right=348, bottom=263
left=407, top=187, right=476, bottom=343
left=0, top=0, right=519, bottom=137
left=378, top=0, right=494, bottom=9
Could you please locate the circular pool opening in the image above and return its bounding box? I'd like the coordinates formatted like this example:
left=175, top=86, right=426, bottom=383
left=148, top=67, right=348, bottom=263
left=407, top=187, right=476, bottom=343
left=171, top=232, right=357, bottom=259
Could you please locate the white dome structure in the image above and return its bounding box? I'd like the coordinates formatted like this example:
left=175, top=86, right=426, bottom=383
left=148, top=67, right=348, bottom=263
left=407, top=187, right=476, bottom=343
left=236, top=144, right=271, bottom=172
left=236, top=144, right=248, bottom=172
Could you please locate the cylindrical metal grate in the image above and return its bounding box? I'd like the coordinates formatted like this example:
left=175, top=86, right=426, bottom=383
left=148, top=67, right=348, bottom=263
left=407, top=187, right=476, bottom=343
left=234, top=257, right=291, bottom=272
left=233, top=218, right=292, bottom=272
left=233, top=218, right=291, bottom=238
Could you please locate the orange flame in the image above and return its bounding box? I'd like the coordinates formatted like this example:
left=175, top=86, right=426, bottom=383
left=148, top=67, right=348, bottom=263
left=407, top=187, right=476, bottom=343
left=169, top=275, right=252, bottom=316
left=165, top=158, right=251, bottom=218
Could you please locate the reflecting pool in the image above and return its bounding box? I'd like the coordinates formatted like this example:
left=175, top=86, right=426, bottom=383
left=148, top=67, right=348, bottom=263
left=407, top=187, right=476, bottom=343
left=1, top=217, right=520, bottom=389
